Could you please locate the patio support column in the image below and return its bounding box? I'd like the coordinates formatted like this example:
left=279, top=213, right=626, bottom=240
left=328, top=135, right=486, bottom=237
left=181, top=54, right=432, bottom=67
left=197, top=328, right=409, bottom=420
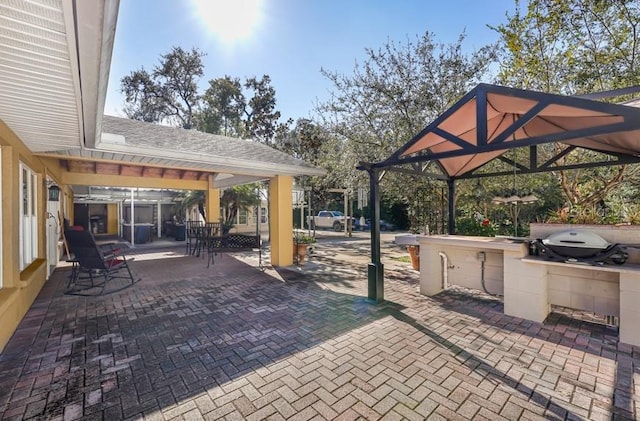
left=206, top=175, right=220, bottom=222
left=269, top=175, right=293, bottom=266
left=117, top=201, right=122, bottom=237
left=157, top=200, right=162, bottom=238
left=130, top=188, right=135, bottom=245
left=367, top=169, right=384, bottom=303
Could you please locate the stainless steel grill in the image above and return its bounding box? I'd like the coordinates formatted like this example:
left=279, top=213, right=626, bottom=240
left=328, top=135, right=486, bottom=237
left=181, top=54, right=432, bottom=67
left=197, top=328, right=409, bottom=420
left=532, top=229, right=627, bottom=265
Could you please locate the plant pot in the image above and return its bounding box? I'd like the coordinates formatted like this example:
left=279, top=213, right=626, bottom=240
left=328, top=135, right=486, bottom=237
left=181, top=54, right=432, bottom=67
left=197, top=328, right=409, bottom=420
left=295, top=243, right=309, bottom=263
left=407, top=245, right=420, bottom=270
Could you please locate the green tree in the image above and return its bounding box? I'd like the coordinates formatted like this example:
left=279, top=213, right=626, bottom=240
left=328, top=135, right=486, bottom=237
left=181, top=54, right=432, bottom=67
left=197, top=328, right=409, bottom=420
left=278, top=118, right=325, bottom=162
left=316, top=31, right=497, bottom=228
left=120, top=69, right=164, bottom=123
left=493, top=0, right=640, bottom=211
left=494, top=0, right=640, bottom=94
left=220, top=184, right=262, bottom=229
left=243, top=75, right=291, bottom=145
left=198, top=76, right=245, bottom=136
left=175, top=190, right=205, bottom=221
left=121, top=46, right=205, bottom=129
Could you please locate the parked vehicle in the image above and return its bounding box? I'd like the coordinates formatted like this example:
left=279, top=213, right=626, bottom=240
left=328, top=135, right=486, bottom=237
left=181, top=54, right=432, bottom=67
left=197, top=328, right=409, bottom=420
left=358, top=219, right=395, bottom=231
left=308, top=210, right=355, bottom=231
left=379, top=220, right=396, bottom=231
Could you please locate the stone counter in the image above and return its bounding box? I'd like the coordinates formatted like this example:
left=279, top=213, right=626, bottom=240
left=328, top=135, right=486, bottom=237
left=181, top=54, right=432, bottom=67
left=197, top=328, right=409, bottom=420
left=412, top=234, right=640, bottom=347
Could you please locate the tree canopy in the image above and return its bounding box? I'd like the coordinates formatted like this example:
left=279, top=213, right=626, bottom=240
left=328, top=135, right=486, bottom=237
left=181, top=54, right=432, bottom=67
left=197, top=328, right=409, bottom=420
left=121, top=46, right=205, bottom=129
left=120, top=49, right=290, bottom=144
left=491, top=0, right=640, bottom=218
left=314, top=31, right=497, bottom=220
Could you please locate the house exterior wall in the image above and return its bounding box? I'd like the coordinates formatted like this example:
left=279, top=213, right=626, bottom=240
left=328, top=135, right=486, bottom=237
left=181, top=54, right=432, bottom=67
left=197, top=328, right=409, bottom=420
left=0, top=120, right=56, bottom=352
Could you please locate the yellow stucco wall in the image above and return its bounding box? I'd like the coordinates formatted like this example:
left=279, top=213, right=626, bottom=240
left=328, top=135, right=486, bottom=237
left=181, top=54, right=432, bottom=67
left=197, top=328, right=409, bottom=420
left=269, top=175, right=293, bottom=266
left=0, top=120, right=51, bottom=352
left=107, top=203, right=118, bottom=234
left=206, top=175, right=220, bottom=222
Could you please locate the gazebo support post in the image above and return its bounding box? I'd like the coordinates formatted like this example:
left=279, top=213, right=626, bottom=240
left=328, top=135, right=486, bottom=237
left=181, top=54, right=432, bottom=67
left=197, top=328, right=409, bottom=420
left=447, top=179, right=456, bottom=234
left=367, top=169, right=384, bottom=303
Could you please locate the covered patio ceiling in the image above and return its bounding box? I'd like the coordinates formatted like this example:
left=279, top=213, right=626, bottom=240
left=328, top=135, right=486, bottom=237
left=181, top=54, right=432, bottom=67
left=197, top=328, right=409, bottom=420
left=363, top=83, right=640, bottom=180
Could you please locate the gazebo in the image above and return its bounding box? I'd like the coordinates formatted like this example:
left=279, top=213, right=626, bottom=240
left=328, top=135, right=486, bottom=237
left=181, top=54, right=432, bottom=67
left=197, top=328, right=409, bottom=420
left=359, top=83, right=640, bottom=302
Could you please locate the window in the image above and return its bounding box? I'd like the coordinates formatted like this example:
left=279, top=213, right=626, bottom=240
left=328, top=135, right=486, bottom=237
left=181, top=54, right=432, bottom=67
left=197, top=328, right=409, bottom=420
left=253, top=207, right=268, bottom=225
left=238, top=208, right=248, bottom=225
left=20, top=163, right=38, bottom=270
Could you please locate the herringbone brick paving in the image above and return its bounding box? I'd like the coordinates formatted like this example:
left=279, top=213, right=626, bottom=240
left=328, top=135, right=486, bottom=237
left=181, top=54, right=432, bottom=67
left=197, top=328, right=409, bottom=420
left=0, top=238, right=638, bottom=420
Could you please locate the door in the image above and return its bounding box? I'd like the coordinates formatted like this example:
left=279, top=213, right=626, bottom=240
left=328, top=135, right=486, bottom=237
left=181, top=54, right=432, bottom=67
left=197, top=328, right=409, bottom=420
left=46, top=197, right=60, bottom=278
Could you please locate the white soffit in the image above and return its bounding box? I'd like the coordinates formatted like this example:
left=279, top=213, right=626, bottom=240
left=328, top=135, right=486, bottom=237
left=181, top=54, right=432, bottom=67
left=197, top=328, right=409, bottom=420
left=0, top=0, right=118, bottom=152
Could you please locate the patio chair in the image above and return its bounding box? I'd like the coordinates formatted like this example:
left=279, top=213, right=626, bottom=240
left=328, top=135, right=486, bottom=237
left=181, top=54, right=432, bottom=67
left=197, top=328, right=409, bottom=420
left=64, top=229, right=139, bottom=295
left=198, top=222, right=221, bottom=260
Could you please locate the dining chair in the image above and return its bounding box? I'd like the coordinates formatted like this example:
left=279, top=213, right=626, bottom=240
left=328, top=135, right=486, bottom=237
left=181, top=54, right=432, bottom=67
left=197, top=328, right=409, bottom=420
left=185, top=220, right=204, bottom=255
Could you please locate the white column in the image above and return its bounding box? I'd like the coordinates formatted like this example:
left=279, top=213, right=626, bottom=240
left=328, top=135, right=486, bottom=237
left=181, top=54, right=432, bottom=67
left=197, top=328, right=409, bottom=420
left=157, top=200, right=162, bottom=238
left=343, top=191, right=348, bottom=235
left=130, top=188, right=135, bottom=245
left=117, top=200, right=122, bottom=237
left=503, top=248, right=549, bottom=322
left=419, top=241, right=445, bottom=296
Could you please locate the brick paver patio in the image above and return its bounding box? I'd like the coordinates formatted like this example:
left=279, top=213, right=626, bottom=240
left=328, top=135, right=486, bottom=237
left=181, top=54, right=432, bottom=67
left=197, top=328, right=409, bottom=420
left=0, top=237, right=638, bottom=420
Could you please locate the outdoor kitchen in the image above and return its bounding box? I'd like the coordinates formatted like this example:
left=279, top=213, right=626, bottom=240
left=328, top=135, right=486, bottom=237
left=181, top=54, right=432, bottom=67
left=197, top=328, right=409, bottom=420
left=397, top=223, right=640, bottom=347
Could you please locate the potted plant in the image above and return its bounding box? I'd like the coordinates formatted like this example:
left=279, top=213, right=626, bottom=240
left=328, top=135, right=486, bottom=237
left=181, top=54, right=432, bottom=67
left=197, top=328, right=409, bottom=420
left=293, top=232, right=316, bottom=263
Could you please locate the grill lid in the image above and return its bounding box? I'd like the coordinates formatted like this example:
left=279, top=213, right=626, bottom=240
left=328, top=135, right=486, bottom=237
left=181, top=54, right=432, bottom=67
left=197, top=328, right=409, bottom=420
left=541, top=230, right=611, bottom=250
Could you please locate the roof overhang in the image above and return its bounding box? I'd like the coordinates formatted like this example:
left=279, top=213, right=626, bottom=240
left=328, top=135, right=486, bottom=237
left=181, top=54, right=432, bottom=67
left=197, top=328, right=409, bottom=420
left=0, top=0, right=118, bottom=152
left=36, top=129, right=326, bottom=189
left=363, top=84, right=640, bottom=179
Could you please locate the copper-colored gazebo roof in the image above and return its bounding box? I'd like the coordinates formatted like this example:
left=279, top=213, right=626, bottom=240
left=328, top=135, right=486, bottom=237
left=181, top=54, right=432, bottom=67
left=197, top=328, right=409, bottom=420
left=359, top=83, right=640, bottom=303
left=364, top=83, right=640, bottom=180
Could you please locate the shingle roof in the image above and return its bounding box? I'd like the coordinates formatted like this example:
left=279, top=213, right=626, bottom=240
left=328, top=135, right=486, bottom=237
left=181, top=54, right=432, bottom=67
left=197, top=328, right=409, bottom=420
left=100, top=115, right=325, bottom=176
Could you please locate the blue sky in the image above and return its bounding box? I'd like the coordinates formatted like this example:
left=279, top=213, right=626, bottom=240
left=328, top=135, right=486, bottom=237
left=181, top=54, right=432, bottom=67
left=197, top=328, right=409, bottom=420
left=105, top=0, right=515, bottom=122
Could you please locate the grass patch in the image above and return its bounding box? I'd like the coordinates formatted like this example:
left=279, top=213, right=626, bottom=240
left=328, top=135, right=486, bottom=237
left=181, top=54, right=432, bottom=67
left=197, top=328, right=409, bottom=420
left=391, top=255, right=411, bottom=263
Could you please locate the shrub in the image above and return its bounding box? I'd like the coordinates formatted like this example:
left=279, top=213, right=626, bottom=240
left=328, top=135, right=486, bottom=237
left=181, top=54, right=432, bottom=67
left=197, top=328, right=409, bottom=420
left=456, top=216, right=496, bottom=236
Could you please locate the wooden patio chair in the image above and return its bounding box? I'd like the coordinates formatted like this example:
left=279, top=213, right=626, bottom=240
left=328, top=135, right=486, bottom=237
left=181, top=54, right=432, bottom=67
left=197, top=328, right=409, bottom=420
left=64, top=229, right=139, bottom=295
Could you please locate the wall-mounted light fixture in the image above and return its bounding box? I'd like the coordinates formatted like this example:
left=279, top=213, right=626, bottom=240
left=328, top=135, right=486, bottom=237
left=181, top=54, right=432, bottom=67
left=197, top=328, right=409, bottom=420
left=48, top=184, right=60, bottom=201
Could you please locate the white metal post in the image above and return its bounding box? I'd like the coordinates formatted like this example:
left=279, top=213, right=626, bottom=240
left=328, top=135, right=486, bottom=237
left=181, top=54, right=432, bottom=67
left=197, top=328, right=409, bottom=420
left=157, top=199, right=162, bottom=238
left=343, top=191, right=348, bottom=235
left=130, top=188, right=135, bottom=245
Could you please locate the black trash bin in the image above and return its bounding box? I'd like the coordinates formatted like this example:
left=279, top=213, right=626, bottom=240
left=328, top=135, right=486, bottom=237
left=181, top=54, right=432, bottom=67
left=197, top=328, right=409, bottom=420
left=174, top=224, right=186, bottom=241
left=135, top=225, right=150, bottom=244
